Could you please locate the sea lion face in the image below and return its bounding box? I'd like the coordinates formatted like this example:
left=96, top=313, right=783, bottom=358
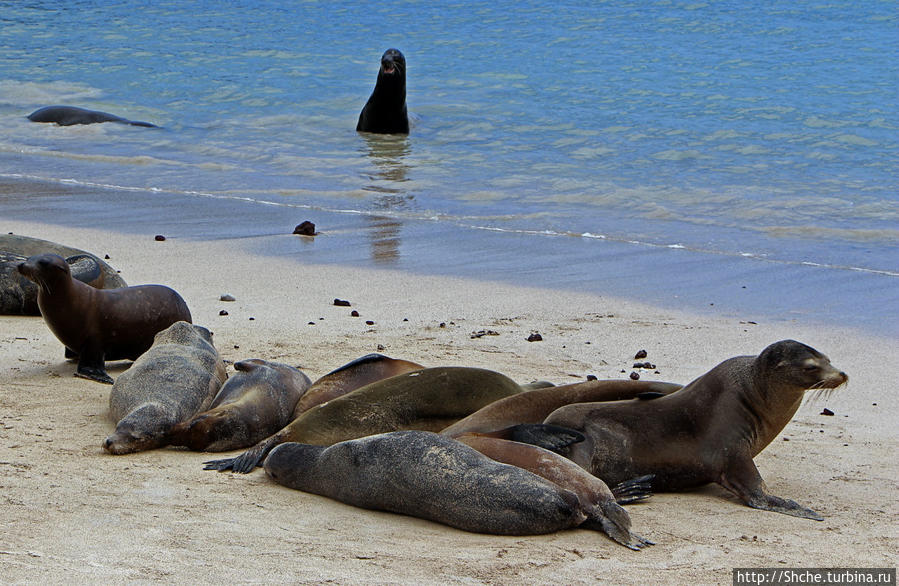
left=380, top=48, right=405, bottom=77
left=759, top=340, right=848, bottom=391
left=17, top=253, right=71, bottom=287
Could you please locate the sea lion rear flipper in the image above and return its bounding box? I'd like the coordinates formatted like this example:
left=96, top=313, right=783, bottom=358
left=610, top=474, right=654, bottom=505
left=582, top=501, right=655, bottom=551
left=504, top=423, right=585, bottom=453
left=203, top=435, right=281, bottom=473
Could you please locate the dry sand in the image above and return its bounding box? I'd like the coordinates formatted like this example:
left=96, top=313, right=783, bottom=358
left=1, top=220, right=896, bottom=584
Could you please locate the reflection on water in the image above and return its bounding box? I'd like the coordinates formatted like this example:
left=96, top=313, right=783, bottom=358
left=359, top=133, right=412, bottom=264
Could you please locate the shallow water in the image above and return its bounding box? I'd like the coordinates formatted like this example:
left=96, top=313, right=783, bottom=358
left=0, top=1, right=896, bottom=334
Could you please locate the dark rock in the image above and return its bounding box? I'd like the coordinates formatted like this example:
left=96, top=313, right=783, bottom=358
left=629, top=371, right=640, bottom=380
left=220, top=294, right=236, bottom=302
left=820, top=408, right=834, bottom=416
left=219, top=310, right=229, bottom=316
left=351, top=310, right=360, bottom=317
left=527, top=333, right=543, bottom=342
left=154, top=235, right=166, bottom=241
left=334, top=299, right=351, bottom=307
left=634, top=349, right=648, bottom=359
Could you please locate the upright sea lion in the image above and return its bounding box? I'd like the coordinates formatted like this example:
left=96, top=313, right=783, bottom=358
left=543, top=340, right=848, bottom=520
left=17, top=253, right=191, bottom=384
left=456, top=434, right=653, bottom=550
left=205, top=366, right=526, bottom=473
left=166, top=359, right=312, bottom=452
left=104, top=322, right=226, bottom=455
left=293, top=353, right=424, bottom=415
left=27, top=105, right=157, bottom=127
left=356, top=48, right=409, bottom=134
left=441, top=378, right=683, bottom=438
left=265, top=431, right=635, bottom=540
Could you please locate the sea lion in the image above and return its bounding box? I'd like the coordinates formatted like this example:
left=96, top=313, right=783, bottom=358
left=27, top=105, right=157, bottom=127
left=17, top=253, right=191, bottom=384
left=441, top=378, right=683, bottom=438
left=104, top=322, right=226, bottom=455
left=265, top=431, right=637, bottom=540
left=293, top=353, right=424, bottom=415
left=205, top=366, right=526, bottom=473
left=356, top=48, right=409, bottom=134
left=543, top=340, right=848, bottom=520
left=0, top=235, right=126, bottom=316
left=456, top=434, right=654, bottom=550
left=166, top=359, right=311, bottom=452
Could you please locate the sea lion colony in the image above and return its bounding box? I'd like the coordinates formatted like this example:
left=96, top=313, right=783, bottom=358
left=12, top=245, right=848, bottom=551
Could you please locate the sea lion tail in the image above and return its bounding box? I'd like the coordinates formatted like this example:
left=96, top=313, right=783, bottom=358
left=610, top=474, right=655, bottom=505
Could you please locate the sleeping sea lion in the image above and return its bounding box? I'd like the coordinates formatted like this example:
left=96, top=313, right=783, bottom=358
left=356, top=48, right=409, bottom=134
left=543, top=340, right=848, bottom=520
left=28, top=105, right=157, bottom=127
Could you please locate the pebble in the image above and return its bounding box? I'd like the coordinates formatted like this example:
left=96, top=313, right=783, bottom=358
left=629, top=371, right=640, bottom=380
left=634, top=349, right=648, bottom=359
left=219, top=310, right=229, bottom=316
left=820, top=408, right=835, bottom=416
left=527, top=333, right=543, bottom=342
left=334, top=299, right=351, bottom=307
left=351, top=310, right=360, bottom=317
left=220, top=294, right=236, bottom=302
left=154, top=235, right=166, bottom=241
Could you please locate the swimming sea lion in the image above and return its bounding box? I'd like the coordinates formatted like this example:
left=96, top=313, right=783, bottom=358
left=441, top=378, right=683, bottom=438
left=293, top=353, right=424, bottom=415
left=104, top=322, right=226, bottom=455
left=356, top=48, right=409, bottom=134
left=543, top=340, right=848, bottom=520
left=27, top=105, right=157, bottom=127
left=456, top=434, right=653, bottom=550
left=17, top=253, right=191, bottom=384
left=165, top=359, right=311, bottom=452
left=265, top=431, right=634, bottom=539
left=205, top=366, right=526, bottom=473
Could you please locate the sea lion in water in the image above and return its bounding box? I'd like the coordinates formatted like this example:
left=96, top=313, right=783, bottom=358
left=27, top=105, right=157, bottom=127
left=293, top=353, right=424, bottom=415
left=356, top=48, right=409, bottom=134
left=104, top=322, right=226, bottom=455
left=265, top=431, right=640, bottom=540
left=543, top=340, right=848, bottom=520
left=441, top=378, right=683, bottom=438
left=205, top=366, right=525, bottom=473
left=17, top=253, right=191, bottom=384
left=456, top=434, right=654, bottom=550
left=166, top=359, right=312, bottom=452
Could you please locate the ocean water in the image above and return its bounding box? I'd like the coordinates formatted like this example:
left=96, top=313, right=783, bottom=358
left=0, top=1, right=896, bottom=334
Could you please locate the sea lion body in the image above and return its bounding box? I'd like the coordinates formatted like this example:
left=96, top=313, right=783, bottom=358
left=356, top=48, right=409, bottom=134
left=167, top=359, right=311, bottom=452
left=264, top=431, right=589, bottom=536
left=104, top=322, right=226, bottom=454
left=544, top=340, right=848, bottom=520
left=442, top=378, right=682, bottom=438
left=17, top=253, right=191, bottom=383
left=206, top=366, right=525, bottom=473
left=28, top=105, right=157, bottom=127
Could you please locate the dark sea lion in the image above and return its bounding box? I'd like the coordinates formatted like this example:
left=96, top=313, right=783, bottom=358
left=293, top=353, right=424, bottom=415
left=356, top=48, right=409, bottom=134
left=0, top=235, right=126, bottom=316
left=205, top=366, right=525, bottom=473
left=17, top=253, right=191, bottom=384
left=456, top=434, right=653, bottom=550
left=543, top=340, right=848, bottom=520
left=166, top=359, right=311, bottom=452
left=441, top=378, right=682, bottom=438
left=104, top=322, right=226, bottom=455
left=265, top=431, right=627, bottom=538
left=27, top=105, right=157, bottom=127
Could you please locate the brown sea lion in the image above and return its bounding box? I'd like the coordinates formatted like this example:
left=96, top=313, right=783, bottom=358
left=104, top=322, right=226, bottom=455
left=293, top=353, right=424, bottom=415
left=265, top=431, right=634, bottom=539
left=166, top=359, right=312, bottom=452
left=456, top=434, right=653, bottom=550
left=441, top=378, right=683, bottom=438
left=543, top=340, right=848, bottom=520
left=17, top=253, right=191, bottom=384
left=205, top=366, right=526, bottom=473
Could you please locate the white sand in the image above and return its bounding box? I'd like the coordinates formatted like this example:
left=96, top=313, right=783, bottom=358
left=1, top=220, right=896, bottom=584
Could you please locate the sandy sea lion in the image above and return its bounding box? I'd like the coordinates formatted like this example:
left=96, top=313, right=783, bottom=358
left=543, top=340, right=848, bottom=520
left=166, top=359, right=311, bottom=452
left=205, top=366, right=526, bottom=473
left=104, top=322, right=226, bottom=455
left=356, top=48, right=409, bottom=134
left=17, top=253, right=191, bottom=384
left=27, top=105, right=157, bottom=127
left=293, top=353, right=424, bottom=415
left=265, top=431, right=631, bottom=538
left=456, top=434, right=653, bottom=550
left=441, top=378, right=683, bottom=438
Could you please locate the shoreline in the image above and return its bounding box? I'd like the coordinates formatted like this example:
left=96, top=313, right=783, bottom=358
left=1, top=217, right=896, bottom=583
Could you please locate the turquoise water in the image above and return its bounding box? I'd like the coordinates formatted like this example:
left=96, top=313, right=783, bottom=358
left=0, top=1, right=896, bottom=332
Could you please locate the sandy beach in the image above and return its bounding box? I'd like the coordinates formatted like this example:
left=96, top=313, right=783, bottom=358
left=1, top=219, right=896, bottom=584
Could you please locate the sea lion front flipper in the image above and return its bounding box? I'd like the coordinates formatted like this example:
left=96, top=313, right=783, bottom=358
left=610, top=474, right=654, bottom=505
left=719, top=457, right=824, bottom=521
left=203, top=435, right=282, bottom=473
left=75, top=358, right=114, bottom=384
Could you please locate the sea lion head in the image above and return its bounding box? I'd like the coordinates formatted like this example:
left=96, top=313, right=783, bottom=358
left=263, top=442, right=327, bottom=487
left=103, top=403, right=170, bottom=455
left=379, top=48, right=406, bottom=78
left=152, top=321, right=213, bottom=347
left=756, top=339, right=848, bottom=392
left=16, top=253, right=71, bottom=289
